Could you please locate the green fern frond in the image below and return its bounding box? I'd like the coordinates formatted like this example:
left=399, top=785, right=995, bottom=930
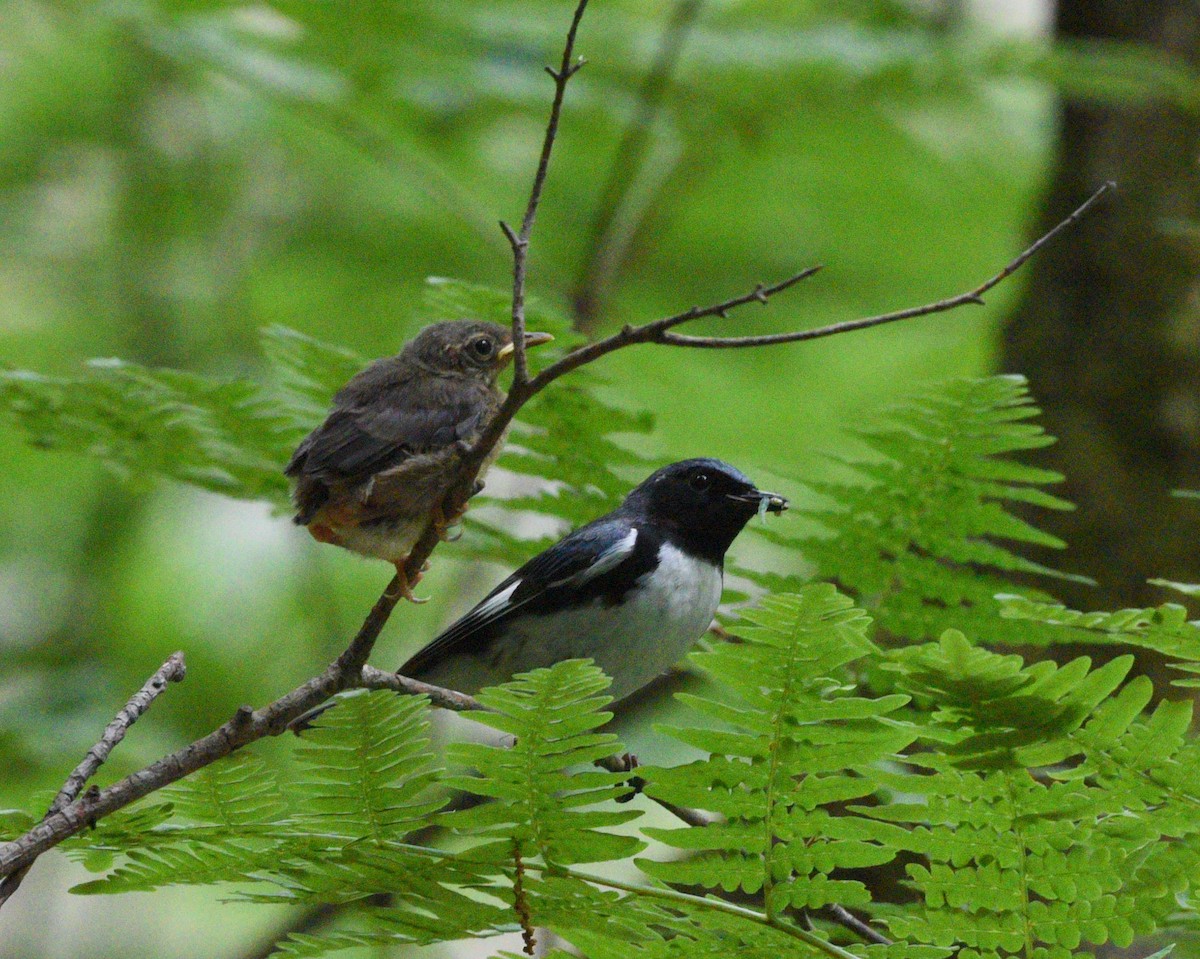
left=0, top=360, right=294, bottom=505
left=1000, top=594, right=1200, bottom=681
left=866, top=639, right=1200, bottom=959
left=63, top=755, right=288, bottom=894
left=1, top=297, right=655, bottom=555
left=293, top=690, right=443, bottom=842
left=266, top=864, right=516, bottom=956
left=443, top=660, right=645, bottom=867
left=70, top=839, right=275, bottom=895
left=640, top=586, right=914, bottom=914
left=259, top=325, right=367, bottom=429
left=165, top=751, right=289, bottom=831
left=780, top=376, right=1085, bottom=646
left=887, top=630, right=1132, bottom=769
left=422, top=277, right=580, bottom=353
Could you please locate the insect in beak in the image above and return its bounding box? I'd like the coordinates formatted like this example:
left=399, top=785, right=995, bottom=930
left=728, top=490, right=789, bottom=518
left=497, top=331, right=555, bottom=361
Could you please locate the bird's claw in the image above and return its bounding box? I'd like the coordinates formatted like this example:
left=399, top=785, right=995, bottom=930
left=432, top=503, right=466, bottom=543
left=611, top=752, right=644, bottom=804
left=616, top=752, right=640, bottom=774
left=388, top=564, right=429, bottom=604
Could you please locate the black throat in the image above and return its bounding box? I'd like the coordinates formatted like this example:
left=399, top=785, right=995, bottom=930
left=628, top=508, right=745, bottom=568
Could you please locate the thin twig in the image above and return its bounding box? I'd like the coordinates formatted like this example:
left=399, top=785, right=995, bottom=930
left=824, top=904, right=893, bottom=946
left=656, top=182, right=1117, bottom=349
left=570, top=0, right=703, bottom=332
left=529, top=265, right=824, bottom=390
left=0, top=652, right=186, bottom=907
left=502, top=0, right=591, bottom=385
left=359, top=666, right=484, bottom=712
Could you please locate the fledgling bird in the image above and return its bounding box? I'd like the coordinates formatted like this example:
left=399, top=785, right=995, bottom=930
left=285, top=320, right=554, bottom=599
left=399, top=458, right=787, bottom=702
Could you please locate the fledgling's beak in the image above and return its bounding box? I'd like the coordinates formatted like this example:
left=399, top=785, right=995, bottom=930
left=729, top=489, right=789, bottom=514
left=497, top=330, right=555, bottom=360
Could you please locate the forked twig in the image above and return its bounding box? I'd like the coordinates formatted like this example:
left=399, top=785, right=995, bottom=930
left=501, top=0, right=591, bottom=385
left=0, top=652, right=186, bottom=906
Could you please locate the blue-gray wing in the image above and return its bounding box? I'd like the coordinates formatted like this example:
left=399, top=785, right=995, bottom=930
left=399, top=519, right=654, bottom=677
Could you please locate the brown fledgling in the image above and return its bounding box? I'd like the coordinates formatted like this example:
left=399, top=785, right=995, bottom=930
left=285, top=320, right=553, bottom=599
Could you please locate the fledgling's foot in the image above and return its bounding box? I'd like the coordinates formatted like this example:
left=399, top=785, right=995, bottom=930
left=432, top=502, right=466, bottom=543
left=387, top=562, right=429, bottom=604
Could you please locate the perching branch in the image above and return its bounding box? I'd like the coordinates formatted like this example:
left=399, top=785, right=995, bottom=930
left=0, top=651, right=186, bottom=906
left=0, top=0, right=1113, bottom=919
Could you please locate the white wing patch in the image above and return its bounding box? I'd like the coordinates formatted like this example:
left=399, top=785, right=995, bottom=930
left=470, top=580, right=521, bottom=621
left=552, top=527, right=638, bottom=588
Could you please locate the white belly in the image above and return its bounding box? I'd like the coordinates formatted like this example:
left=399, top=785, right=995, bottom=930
left=422, top=544, right=723, bottom=701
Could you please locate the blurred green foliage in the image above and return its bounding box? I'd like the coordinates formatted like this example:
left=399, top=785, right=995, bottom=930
left=1, top=0, right=1197, bottom=955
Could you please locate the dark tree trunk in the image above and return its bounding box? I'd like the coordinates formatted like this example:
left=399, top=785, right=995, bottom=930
left=1000, top=0, right=1200, bottom=611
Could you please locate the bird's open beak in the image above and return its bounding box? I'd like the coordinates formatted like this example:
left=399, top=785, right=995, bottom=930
left=497, top=331, right=555, bottom=360
left=730, top=490, right=789, bottom=515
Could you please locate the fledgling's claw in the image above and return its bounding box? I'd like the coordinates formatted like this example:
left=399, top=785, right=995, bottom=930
left=387, top=563, right=429, bottom=604
left=432, top=503, right=466, bottom=543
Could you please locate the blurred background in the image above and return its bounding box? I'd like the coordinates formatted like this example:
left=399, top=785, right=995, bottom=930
left=1, top=0, right=1198, bottom=955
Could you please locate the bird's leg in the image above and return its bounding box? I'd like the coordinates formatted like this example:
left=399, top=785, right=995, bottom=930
left=387, top=561, right=429, bottom=604
left=432, top=501, right=465, bottom=543
left=611, top=752, right=646, bottom=804
left=308, top=523, right=342, bottom=546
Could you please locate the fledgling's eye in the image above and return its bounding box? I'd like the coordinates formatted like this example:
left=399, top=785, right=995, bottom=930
left=689, top=472, right=711, bottom=492
left=472, top=337, right=495, bottom=358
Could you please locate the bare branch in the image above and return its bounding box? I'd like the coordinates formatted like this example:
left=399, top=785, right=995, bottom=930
left=52, top=652, right=188, bottom=814
left=505, top=0, right=591, bottom=385
left=527, top=265, right=825, bottom=389
left=0, top=652, right=186, bottom=907
left=824, top=904, right=893, bottom=946
left=360, top=666, right=484, bottom=712
left=655, top=181, right=1117, bottom=350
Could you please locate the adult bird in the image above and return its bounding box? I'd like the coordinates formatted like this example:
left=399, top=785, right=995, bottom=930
left=285, top=320, right=554, bottom=599
left=399, top=458, right=787, bottom=702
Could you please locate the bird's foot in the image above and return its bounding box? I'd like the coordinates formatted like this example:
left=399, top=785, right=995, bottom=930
left=432, top=503, right=465, bottom=543
left=614, top=752, right=640, bottom=774
left=611, top=752, right=645, bottom=804
left=387, top=563, right=429, bottom=604
left=308, top=523, right=342, bottom=546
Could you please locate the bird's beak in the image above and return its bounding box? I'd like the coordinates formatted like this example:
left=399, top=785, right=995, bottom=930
left=497, top=331, right=555, bottom=360
left=729, top=490, right=789, bottom=515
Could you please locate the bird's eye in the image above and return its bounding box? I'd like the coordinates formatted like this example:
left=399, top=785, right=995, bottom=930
left=472, top=337, right=494, bottom=358
left=689, top=472, right=711, bottom=492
